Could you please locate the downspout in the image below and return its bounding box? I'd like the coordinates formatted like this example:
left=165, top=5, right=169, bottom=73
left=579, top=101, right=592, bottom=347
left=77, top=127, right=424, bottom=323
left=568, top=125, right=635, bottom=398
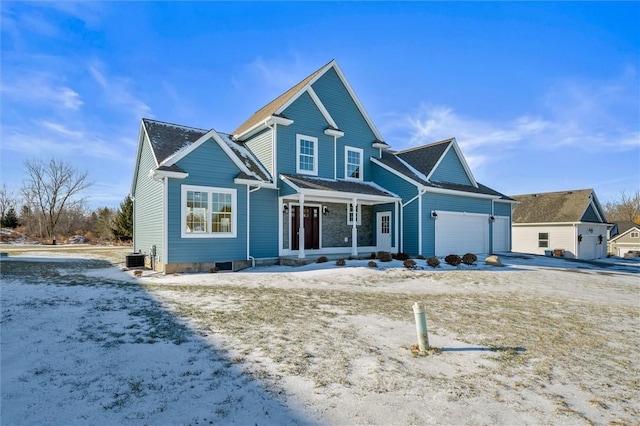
left=334, top=135, right=337, bottom=180
left=162, top=177, right=168, bottom=274
left=247, top=184, right=262, bottom=267
left=401, top=186, right=427, bottom=255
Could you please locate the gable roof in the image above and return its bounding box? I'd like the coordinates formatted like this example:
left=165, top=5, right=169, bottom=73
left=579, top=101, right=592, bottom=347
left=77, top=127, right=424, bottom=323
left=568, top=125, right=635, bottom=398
left=371, top=140, right=511, bottom=200
left=609, top=221, right=640, bottom=240
left=511, top=189, right=607, bottom=224
left=141, top=118, right=272, bottom=183
left=232, top=59, right=384, bottom=143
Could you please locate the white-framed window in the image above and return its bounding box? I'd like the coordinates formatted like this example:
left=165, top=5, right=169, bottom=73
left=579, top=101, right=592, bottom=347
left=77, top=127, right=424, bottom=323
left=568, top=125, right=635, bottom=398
left=631, top=231, right=639, bottom=238
left=538, top=232, right=549, bottom=248
left=181, top=185, right=236, bottom=238
left=345, top=146, right=363, bottom=181
left=347, top=203, right=361, bottom=225
left=296, top=134, right=318, bottom=175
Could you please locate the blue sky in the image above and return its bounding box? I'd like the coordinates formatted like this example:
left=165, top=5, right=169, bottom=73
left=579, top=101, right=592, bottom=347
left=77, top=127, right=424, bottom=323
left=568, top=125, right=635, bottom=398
left=1, top=1, right=638, bottom=210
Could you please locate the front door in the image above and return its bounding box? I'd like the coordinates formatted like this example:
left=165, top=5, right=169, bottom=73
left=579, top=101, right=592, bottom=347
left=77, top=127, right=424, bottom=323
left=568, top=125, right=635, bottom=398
left=377, top=211, right=392, bottom=251
left=291, top=206, right=320, bottom=250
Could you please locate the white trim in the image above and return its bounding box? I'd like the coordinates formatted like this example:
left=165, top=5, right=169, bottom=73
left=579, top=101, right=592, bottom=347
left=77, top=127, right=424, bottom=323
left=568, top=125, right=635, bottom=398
left=233, top=178, right=277, bottom=189
left=236, top=115, right=293, bottom=140
left=150, top=169, right=189, bottom=180
left=162, top=177, right=168, bottom=274
left=344, top=146, right=364, bottom=181
left=273, top=60, right=385, bottom=143
left=307, top=87, right=338, bottom=129
left=426, top=139, right=478, bottom=188
left=181, top=185, right=237, bottom=239
left=610, top=226, right=640, bottom=242
left=324, top=128, right=344, bottom=137
left=296, top=134, right=318, bottom=176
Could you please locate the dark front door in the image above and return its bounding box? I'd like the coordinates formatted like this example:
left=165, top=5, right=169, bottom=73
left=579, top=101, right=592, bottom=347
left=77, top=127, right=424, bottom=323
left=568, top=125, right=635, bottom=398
left=291, top=206, right=320, bottom=250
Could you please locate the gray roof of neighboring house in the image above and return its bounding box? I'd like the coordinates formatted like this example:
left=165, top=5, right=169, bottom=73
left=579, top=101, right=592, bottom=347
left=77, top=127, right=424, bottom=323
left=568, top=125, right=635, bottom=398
left=375, top=148, right=513, bottom=200
left=281, top=174, right=397, bottom=198
left=511, top=189, right=601, bottom=223
left=142, top=118, right=272, bottom=183
left=610, top=221, right=640, bottom=239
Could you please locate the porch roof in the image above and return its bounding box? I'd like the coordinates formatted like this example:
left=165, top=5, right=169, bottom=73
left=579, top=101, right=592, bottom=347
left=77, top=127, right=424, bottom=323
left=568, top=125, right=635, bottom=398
left=280, top=174, right=400, bottom=204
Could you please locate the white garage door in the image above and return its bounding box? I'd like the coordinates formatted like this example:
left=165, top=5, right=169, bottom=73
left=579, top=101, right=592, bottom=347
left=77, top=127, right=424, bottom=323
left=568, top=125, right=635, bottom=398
left=435, top=211, right=489, bottom=256
left=492, top=216, right=510, bottom=252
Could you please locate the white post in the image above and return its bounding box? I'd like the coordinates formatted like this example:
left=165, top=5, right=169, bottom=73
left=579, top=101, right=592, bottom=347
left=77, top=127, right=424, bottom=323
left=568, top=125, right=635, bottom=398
left=413, top=302, right=429, bottom=352
left=351, top=198, right=358, bottom=256
left=298, top=194, right=305, bottom=259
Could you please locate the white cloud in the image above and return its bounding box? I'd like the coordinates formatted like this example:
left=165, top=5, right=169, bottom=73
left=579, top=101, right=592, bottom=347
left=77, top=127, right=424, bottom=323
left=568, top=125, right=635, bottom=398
left=1, top=72, right=84, bottom=110
left=88, top=62, right=153, bottom=121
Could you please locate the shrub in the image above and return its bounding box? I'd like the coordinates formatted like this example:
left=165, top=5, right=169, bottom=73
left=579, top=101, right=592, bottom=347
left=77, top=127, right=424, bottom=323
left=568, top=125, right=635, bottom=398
left=367, top=260, right=377, bottom=268
left=403, top=259, right=417, bottom=269
left=210, top=267, right=219, bottom=273
left=462, top=253, right=478, bottom=265
left=316, top=256, right=328, bottom=263
left=370, top=252, right=377, bottom=259
left=416, top=254, right=426, bottom=260
left=444, top=254, right=462, bottom=266
left=395, top=252, right=410, bottom=261
left=377, top=251, right=393, bottom=262
left=427, top=257, right=440, bottom=268
left=335, top=258, right=346, bottom=266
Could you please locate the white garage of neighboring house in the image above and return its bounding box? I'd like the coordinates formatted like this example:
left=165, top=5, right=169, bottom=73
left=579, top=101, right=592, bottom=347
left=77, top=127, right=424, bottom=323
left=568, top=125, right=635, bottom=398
left=510, top=189, right=609, bottom=260
left=607, top=221, right=640, bottom=257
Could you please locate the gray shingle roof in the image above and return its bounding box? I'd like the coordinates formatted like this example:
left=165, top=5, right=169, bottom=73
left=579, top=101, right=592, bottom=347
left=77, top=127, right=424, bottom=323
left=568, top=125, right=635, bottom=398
left=281, top=174, right=397, bottom=198
left=375, top=150, right=512, bottom=200
left=610, top=221, right=640, bottom=238
left=395, top=138, right=452, bottom=177
left=143, top=118, right=209, bottom=164
left=511, top=189, right=599, bottom=223
left=142, top=118, right=272, bottom=183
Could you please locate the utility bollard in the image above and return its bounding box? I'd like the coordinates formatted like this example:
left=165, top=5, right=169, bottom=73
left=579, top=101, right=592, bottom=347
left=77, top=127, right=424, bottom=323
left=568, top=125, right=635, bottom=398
left=413, top=302, right=429, bottom=352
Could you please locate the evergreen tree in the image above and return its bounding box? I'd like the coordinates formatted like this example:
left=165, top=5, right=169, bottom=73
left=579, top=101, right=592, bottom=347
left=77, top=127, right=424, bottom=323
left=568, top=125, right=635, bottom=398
left=111, top=195, right=133, bottom=241
left=1, top=206, right=19, bottom=228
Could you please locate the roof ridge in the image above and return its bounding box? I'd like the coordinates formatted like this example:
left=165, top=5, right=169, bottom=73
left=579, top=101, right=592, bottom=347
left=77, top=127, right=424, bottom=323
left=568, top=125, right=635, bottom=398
left=143, top=117, right=209, bottom=133
left=395, top=138, right=454, bottom=154
left=511, top=188, right=593, bottom=197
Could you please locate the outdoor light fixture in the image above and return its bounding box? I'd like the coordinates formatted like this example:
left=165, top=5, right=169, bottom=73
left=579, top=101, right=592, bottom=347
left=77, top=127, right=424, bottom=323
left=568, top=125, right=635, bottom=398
left=431, top=211, right=438, bottom=218
left=489, top=215, right=495, bottom=221
left=323, top=206, right=329, bottom=215
left=283, top=204, right=289, bottom=214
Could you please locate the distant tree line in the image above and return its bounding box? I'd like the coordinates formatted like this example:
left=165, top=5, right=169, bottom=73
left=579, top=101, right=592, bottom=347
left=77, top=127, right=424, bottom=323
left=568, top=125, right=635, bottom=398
left=604, top=190, right=640, bottom=224
left=1, top=158, right=132, bottom=244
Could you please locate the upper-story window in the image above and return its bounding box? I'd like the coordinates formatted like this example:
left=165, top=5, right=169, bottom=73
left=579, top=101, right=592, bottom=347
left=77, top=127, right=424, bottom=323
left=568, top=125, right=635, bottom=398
left=345, top=146, right=363, bottom=181
left=296, top=134, right=318, bottom=175
left=631, top=231, right=639, bottom=238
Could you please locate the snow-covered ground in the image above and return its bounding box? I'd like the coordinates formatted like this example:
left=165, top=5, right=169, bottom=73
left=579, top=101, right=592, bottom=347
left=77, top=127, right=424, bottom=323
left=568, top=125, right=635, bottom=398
left=1, top=248, right=638, bottom=425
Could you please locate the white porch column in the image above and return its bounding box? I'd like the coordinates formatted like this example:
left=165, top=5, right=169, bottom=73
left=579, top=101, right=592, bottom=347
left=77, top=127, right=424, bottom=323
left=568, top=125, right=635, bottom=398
left=351, top=198, right=358, bottom=256
left=298, top=194, right=305, bottom=259
left=395, top=201, right=399, bottom=253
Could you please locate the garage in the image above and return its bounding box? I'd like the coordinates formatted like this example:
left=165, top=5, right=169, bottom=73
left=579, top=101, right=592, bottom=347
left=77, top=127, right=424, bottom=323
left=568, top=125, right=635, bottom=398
left=434, top=211, right=489, bottom=256
left=492, top=216, right=510, bottom=252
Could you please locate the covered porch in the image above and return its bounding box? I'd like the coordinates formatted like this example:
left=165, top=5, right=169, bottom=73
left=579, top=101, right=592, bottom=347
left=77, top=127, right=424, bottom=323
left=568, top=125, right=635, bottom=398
left=279, top=174, right=400, bottom=259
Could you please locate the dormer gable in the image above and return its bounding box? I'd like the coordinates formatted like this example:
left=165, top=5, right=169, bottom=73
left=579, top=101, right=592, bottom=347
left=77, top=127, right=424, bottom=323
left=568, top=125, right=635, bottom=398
left=396, top=138, right=478, bottom=187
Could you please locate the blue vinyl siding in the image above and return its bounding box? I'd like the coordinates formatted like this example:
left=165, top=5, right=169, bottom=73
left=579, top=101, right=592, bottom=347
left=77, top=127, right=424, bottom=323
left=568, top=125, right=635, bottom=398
left=371, top=162, right=421, bottom=254
left=277, top=92, right=334, bottom=179
left=166, top=138, right=247, bottom=263
left=494, top=202, right=512, bottom=217
left=430, top=148, right=472, bottom=185
left=133, top=136, right=164, bottom=263
left=249, top=189, right=279, bottom=258
left=311, top=68, right=379, bottom=181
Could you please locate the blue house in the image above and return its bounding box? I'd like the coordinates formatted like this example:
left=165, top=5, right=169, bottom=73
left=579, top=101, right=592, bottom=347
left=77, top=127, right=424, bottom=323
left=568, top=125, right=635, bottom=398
left=131, top=60, right=514, bottom=273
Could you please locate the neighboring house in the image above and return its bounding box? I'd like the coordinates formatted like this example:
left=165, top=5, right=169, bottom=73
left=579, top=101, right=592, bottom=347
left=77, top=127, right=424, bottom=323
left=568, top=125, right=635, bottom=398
left=511, top=189, right=609, bottom=260
left=131, top=59, right=514, bottom=273
left=607, top=221, right=640, bottom=257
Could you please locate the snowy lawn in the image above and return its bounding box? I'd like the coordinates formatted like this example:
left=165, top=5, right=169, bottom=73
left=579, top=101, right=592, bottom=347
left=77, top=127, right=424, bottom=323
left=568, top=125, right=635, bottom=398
left=1, top=247, right=638, bottom=425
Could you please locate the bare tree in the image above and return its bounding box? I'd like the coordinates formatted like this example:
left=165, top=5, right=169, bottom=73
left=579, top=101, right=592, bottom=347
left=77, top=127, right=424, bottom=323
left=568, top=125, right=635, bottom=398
left=22, top=158, right=90, bottom=244
left=0, top=184, right=17, bottom=223
left=604, top=190, right=640, bottom=223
